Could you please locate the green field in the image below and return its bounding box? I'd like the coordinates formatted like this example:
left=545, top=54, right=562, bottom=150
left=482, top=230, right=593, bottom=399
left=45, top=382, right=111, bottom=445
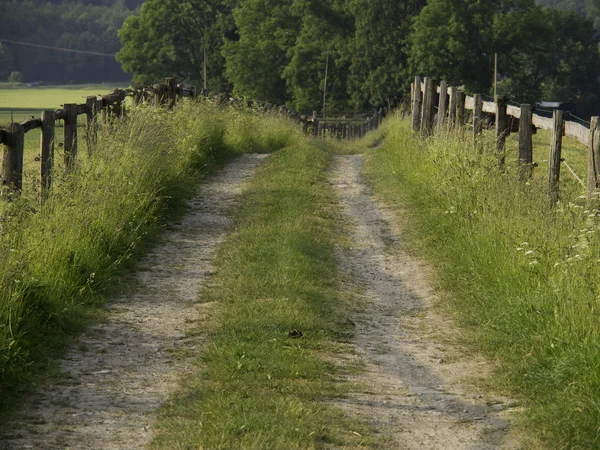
left=0, top=84, right=128, bottom=127
left=0, top=84, right=128, bottom=109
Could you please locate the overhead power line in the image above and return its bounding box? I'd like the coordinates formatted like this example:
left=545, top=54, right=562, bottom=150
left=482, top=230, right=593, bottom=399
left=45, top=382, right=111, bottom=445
left=0, top=39, right=116, bottom=58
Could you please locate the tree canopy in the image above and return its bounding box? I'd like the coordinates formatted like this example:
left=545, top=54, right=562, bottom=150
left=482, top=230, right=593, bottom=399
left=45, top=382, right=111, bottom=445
left=3, top=0, right=600, bottom=117
left=117, top=0, right=231, bottom=90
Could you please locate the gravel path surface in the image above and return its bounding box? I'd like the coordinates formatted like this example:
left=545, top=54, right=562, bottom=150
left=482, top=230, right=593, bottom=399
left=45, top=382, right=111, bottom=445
left=0, top=154, right=268, bottom=450
left=331, top=154, right=521, bottom=449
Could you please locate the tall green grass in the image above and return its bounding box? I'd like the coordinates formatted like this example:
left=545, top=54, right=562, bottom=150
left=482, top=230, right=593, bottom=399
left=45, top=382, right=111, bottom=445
left=0, top=100, right=301, bottom=409
left=364, top=114, right=600, bottom=448
left=150, top=141, right=373, bottom=449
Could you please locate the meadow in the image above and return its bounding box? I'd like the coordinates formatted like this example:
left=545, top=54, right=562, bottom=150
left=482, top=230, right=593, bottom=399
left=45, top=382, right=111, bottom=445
left=0, top=96, right=308, bottom=407
left=365, top=114, right=600, bottom=449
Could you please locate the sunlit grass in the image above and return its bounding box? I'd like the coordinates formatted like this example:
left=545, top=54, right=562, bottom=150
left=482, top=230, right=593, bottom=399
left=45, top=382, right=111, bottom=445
left=364, top=113, right=600, bottom=449
left=0, top=99, right=303, bottom=411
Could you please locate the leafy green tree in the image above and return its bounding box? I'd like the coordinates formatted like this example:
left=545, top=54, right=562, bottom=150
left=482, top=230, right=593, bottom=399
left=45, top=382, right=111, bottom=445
left=7, top=71, right=23, bottom=83
left=117, top=0, right=229, bottom=88
left=0, top=44, right=14, bottom=81
left=282, top=0, right=352, bottom=114
left=223, top=0, right=301, bottom=104
left=343, top=0, right=425, bottom=109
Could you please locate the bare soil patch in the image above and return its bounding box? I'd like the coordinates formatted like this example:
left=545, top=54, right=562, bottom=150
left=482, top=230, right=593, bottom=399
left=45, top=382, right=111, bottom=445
left=0, top=154, right=268, bottom=450
left=330, top=154, right=522, bottom=449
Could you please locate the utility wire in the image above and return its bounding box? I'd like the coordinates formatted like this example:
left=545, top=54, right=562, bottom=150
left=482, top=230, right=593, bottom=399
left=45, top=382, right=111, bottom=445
left=0, top=39, right=116, bottom=58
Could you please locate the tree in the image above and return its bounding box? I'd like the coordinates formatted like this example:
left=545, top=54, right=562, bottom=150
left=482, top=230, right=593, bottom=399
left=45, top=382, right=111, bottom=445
left=223, top=0, right=300, bottom=104
left=344, top=0, right=425, bottom=109
left=409, top=0, right=532, bottom=94
left=8, top=71, right=24, bottom=83
left=117, top=0, right=230, bottom=88
left=0, top=44, right=14, bottom=81
left=282, top=0, right=353, bottom=114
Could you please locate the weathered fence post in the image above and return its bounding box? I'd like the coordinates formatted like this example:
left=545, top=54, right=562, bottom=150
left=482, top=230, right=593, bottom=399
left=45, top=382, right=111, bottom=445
left=411, top=76, right=422, bottom=132
left=473, top=94, right=483, bottom=150
left=40, top=110, right=55, bottom=196
left=2, top=123, right=24, bottom=193
left=455, top=91, right=465, bottom=127
left=421, top=77, right=435, bottom=136
left=519, top=104, right=533, bottom=180
left=166, top=77, right=177, bottom=108
left=85, top=96, right=99, bottom=153
left=548, top=109, right=564, bottom=204
left=117, top=89, right=126, bottom=117
left=495, top=97, right=509, bottom=164
left=447, top=87, right=457, bottom=131
left=587, top=116, right=600, bottom=201
left=63, top=103, right=78, bottom=169
left=437, top=80, right=448, bottom=133
left=154, top=83, right=167, bottom=107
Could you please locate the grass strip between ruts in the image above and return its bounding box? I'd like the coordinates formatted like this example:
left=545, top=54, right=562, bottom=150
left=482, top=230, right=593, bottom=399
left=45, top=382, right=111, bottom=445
left=150, top=143, right=373, bottom=449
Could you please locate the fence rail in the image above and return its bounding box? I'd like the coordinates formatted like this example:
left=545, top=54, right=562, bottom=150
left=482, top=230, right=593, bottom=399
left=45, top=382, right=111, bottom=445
left=0, top=77, right=383, bottom=199
left=411, top=76, right=600, bottom=203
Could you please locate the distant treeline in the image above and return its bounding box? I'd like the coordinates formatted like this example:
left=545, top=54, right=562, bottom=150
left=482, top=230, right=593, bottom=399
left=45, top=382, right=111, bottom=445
left=0, top=0, right=144, bottom=84
left=2, top=0, right=600, bottom=116
left=536, top=0, right=600, bottom=26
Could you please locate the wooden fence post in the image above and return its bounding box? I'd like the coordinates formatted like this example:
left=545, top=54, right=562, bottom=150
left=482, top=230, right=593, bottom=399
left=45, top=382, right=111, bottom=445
left=473, top=94, right=483, bottom=150
left=117, top=89, right=126, bottom=117
left=455, top=91, right=465, bottom=127
left=63, top=103, right=78, bottom=169
left=587, top=116, right=600, bottom=200
left=437, top=80, right=448, bottom=133
left=40, top=110, right=55, bottom=196
left=447, top=87, right=457, bottom=131
left=411, top=76, right=422, bottom=132
left=519, top=104, right=533, bottom=180
left=85, top=96, right=98, bottom=153
left=2, top=123, right=24, bottom=193
left=154, top=84, right=167, bottom=107
left=421, top=77, right=435, bottom=136
left=166, top=77, right=177, bottom=108
left=548, top=110, right=564, bottom=204
left=496, top=97, right=509, bottom=164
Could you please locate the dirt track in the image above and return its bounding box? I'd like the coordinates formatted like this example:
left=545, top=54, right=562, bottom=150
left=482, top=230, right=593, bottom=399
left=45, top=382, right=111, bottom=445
left=330, top=154, right=521, bottom=449
left=0, top=151, right=523, bottom=450
left=0, top=154, right=268, bottom=450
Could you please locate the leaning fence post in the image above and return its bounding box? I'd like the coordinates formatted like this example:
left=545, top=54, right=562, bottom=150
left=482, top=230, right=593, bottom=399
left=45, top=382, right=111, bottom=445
left=421, top=77, right=435, bottom=136
left=63, top=103, right=78, bottom=169
left=456, top=91, right=465, bottom=128
left=437, top=80, right=448, bottom=133
left=587, top=116, right=600, bottom=201
left=519, top=104, right=533, bottom=180
left=165, top=77, right=177, bottom=108
left=411, top=76, right=422, bottom=132
left=548, top=110, right=564, bottom=204
left=495, top=97, right=509, bottom=165
left=473, top=94, right=483, bottom=151
left=40, top=110, right=55, bottom=196
left=447, top=87, right=457, bottom=131
left=2, top=123, right=24, bottom=194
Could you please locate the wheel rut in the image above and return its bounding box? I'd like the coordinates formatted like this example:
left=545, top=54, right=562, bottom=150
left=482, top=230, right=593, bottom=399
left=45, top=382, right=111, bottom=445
left=0, top=153, right=268, bottom=450
left=330, top=154, right=521, bottom=449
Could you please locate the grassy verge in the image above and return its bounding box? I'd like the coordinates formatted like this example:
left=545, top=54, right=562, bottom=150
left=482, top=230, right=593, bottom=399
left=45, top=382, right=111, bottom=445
left=0, top=100, right=301, bottom=410
left=150, top=142, right=372, bottom=449
left=364, top=114, right=600, bottom=449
